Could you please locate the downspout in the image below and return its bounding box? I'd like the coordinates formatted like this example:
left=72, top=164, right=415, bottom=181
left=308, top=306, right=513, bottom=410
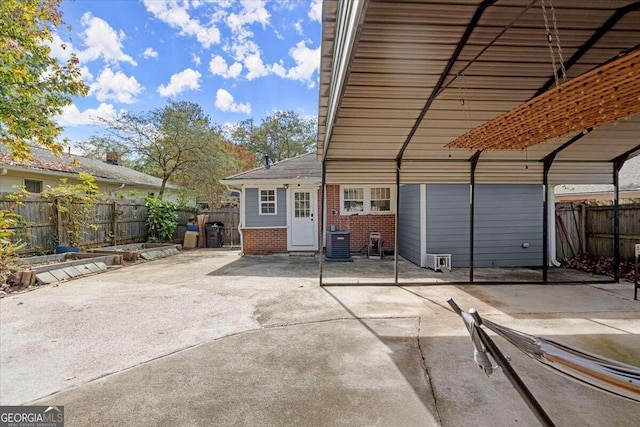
left=239, top=186, right=245, bottom=254
left=469, top=150, right=482, bottom=283
left=542, top=159, right=551, bottom=283
left=548, top=188, right=561, bottom=267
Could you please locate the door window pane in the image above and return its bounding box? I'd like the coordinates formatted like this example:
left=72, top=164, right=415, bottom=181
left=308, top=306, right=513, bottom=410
left=294, top=192, right=311, bottom=218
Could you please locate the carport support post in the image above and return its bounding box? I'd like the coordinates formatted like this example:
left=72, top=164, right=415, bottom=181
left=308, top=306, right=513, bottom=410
left=613, top=158, right=624, bottom=283
left=319, top=158, right=327, bottom=286
left=394, top=159, right=401, bottom=283
left=542, top=158, right=554, bottom=283
left=469, top=151, right=481, bottom=283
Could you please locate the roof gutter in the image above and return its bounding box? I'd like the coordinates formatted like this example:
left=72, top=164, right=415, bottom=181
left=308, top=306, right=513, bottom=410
left=0, top=164, right=174, bottom=191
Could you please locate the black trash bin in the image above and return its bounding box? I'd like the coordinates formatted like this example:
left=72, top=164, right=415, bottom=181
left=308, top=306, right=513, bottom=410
left=205, top=221, right=224, bottom=248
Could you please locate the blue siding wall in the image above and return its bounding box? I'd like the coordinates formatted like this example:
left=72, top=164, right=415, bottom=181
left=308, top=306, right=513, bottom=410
left=425, top=184, right=543, bottom=268
left=244, top=187, right=287, bottom=227
left=426, top=185, right=471, bottom=267
left=475, top=184, right=542, bottom=267
left=398, top=184, right=421, bottom=265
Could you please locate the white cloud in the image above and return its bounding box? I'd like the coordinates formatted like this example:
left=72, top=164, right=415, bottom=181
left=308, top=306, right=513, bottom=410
left=142, top=47, right=158, bottom=59
left=77, top=13, right=137, bottom=66
left=157, top=68, right=201, bottom=97
left=225, top=38, right=260, bottom=62
left=284, top=40, right=320, bottom=88
left=192, top=53, right=201, bottom=66
left=226, top=0, right=270, bottom=33
left=55, top=103, right=123, bottom=126
left=142, top=0, right=221, bottom=48
left=294, top=21, right=303, bottom=36
left=215, top=89, right=251, bottom=114
left=243, top=52, right=270, bottom=80
left=49, top=33, right=75, bottom=62
left=209, top=55, right=243, bottom=79
left=90, top=68, right=144, bottom=104
left=309, top=0, right=322, bottom=22
left=79, top=66, right=94, bottom=83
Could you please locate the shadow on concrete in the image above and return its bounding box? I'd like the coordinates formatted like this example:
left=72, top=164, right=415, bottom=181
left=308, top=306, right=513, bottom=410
left=321, top=286, right=640, bottom=426
left=207, top=255, right=320, bottom=278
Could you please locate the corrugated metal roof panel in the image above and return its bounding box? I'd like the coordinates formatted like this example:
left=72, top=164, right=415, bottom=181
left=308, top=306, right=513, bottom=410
left=549, top=162, right=614, bottom=184
left=325, top=160, right=397, bottom=184
left=475, top=161, right=544, bottom=184
left=319, top=0, right=640, bottom=184
left=401, top=161, right=470, bottom=184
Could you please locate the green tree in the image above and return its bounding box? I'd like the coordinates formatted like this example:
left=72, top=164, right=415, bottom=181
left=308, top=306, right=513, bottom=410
left=0, top=0, right=88, bottom=160
left=231, top=111, right=317, bottom=163
left=101, top=101, right=212, bottom=199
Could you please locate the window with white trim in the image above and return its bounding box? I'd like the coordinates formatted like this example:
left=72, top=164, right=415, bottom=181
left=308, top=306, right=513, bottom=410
left=340, top=186, right=394, bottom=215
left=342, top=187, right=364, bottom=213
left=259, top=189, right=277, bottom=215
left=24, top=179, right=43, bottom=193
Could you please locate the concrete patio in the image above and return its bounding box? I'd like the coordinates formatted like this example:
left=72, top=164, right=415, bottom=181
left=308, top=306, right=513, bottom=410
left=0, top=250, right=638, bottom=426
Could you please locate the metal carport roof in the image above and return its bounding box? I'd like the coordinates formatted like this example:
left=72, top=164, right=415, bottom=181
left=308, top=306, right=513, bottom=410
left=317, top=0, right=640, bottom=185
left=316, top=0, right=640, bottom=285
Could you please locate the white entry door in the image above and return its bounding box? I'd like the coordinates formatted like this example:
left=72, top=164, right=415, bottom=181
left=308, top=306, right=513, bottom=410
left=289, top=188, right=317, bottom=250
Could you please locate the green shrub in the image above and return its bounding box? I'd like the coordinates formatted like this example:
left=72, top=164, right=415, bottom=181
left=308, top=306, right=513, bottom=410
left=145, top=196, right=178, bottom=242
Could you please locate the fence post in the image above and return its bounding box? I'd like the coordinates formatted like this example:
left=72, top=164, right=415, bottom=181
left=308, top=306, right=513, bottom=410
left=112, top=201, right=118, bottom=246
left=55, top=198, right=65, bottom=246
left=579, top=204, right=587, bottom=254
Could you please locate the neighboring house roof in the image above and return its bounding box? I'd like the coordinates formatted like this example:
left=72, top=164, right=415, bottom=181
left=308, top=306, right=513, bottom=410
left=0, top=145, right=178, bottom=190
left=224, top=152, right=321, bottom=182
left=555, top=155, right=640, bottom=198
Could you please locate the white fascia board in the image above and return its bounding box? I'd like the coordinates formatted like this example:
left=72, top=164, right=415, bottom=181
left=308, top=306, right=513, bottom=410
left=222, top=178, right=321, bottom=187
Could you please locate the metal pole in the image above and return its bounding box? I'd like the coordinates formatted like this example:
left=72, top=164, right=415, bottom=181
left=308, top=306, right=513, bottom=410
left=447, top=299, right=555, bottom=426
left=613, top=160, right=621, bottom=283
left=394, top=159, right=401, bottom=283
left=470, top=151, right=481, bottom=283
left=471, top=312, right=555, bottom=427
left=319, top=158, right=327, bottom=286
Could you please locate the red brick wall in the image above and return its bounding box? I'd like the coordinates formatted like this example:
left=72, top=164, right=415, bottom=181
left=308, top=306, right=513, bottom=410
left=242, top=228, right=287, bottom=254
left=324, top=185, right=396, bottom=253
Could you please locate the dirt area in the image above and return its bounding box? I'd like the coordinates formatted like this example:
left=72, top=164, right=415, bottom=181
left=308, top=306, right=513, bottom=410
left=562, top=254, right=639, bottom=282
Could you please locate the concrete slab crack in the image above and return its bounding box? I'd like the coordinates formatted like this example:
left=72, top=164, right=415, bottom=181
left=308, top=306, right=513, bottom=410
left=417, top=316, right=443, bottom=426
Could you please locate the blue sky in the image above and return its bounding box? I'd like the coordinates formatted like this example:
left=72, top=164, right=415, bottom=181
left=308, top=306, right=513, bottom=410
left=52, top=0, right=322, bottom=148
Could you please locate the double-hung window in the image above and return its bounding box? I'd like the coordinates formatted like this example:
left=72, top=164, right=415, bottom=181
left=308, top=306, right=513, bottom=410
left=340, top=186, right=393, bottom=215
left=259, top=189, right=277, bottom=215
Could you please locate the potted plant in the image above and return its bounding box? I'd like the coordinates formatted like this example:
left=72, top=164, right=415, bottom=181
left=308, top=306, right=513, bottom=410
left=42, top=173, right=104, bottom=252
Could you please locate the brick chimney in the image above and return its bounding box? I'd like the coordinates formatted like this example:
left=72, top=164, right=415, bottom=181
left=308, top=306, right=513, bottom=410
left=106, top=152, right=121, bottom=165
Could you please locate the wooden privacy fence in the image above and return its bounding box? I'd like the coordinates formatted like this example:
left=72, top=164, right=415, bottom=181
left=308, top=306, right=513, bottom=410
left=174, top=208, right=240, bottom=247
left=1, top=198, right=240, bottom=253
left=556, top=202, right=640, bottom=261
